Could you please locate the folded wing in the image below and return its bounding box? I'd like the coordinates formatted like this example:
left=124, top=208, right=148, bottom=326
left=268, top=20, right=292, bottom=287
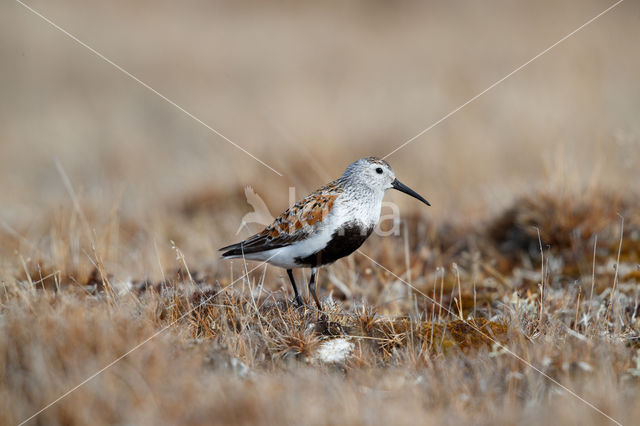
left=220, top=181, right=343, bottom=257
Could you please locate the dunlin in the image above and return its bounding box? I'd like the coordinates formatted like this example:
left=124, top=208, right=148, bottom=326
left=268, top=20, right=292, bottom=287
left=220, top=157, right=430, bottom=310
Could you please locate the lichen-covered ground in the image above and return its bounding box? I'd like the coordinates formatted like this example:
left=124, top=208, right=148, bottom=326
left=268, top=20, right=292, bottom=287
left=2, top=188, right=639, bottom=425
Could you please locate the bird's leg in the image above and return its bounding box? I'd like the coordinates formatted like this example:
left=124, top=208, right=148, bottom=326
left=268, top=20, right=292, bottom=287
left=286, top=269, right=303, bottom=307
left=308, top=267, right=322, bottom=312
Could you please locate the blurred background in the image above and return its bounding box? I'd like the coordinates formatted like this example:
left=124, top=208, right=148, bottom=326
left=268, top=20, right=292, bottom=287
left=1, top=0, right=639, bottom=279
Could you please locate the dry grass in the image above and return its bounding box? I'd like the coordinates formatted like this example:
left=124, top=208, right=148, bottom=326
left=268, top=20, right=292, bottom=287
left=2, top=1, right=640, bottom=424
left=2, top=187, right=640, bottom=425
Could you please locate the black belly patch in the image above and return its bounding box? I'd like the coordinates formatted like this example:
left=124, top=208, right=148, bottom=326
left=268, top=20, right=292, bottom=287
left=295, top=220, right=374, bottom=267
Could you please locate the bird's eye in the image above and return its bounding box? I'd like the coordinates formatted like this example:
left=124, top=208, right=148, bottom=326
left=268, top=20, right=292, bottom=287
left=375, top=167, right=383, bottom=174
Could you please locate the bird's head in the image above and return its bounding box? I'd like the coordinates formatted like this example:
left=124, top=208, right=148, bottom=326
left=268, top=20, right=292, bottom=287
left=342, top=157, right=430, bottom=206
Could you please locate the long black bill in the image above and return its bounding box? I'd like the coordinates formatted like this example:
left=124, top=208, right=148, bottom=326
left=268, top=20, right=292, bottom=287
left=391, top=179, right=431, bottom=206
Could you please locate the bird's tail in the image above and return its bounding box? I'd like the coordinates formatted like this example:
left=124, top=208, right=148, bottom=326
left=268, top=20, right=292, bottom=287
left=219, top=242, right=244, bottom=258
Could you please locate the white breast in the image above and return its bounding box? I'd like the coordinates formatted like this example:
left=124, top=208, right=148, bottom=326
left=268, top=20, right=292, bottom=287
left=332, top=190, right=384, bottom=230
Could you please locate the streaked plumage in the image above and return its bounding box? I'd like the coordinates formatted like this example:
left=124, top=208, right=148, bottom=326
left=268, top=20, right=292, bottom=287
left=220, top=156, right=430, bottom=310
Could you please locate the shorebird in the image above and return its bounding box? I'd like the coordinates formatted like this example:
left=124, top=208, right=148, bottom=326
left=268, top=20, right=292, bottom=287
left=219, top=157, right=430, bottom=310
